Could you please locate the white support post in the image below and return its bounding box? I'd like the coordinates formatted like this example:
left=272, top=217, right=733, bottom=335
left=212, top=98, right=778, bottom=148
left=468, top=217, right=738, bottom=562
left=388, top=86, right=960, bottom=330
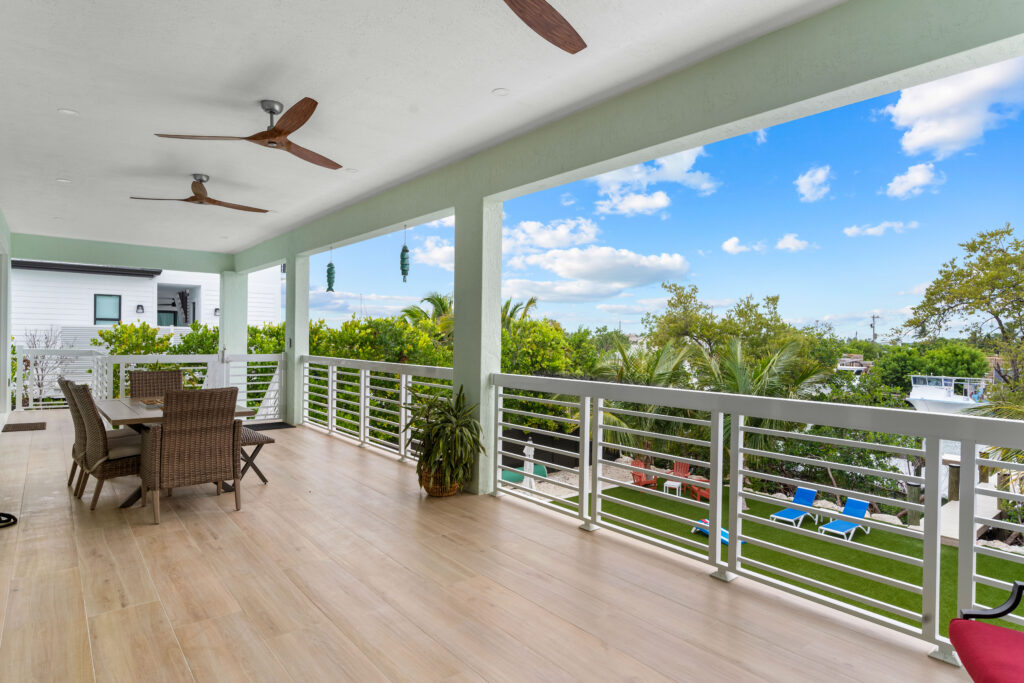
left=284, top=254, right=309, bottom=425
left=957, top=439, right=978, bottom=618
left=0, top=251, right=10, bottom=423
left=491, top=390, right=504, bottom=495
left=590, top=398, right=604, bottom=526
left=709, top=410, right=734, bottom=581
left=358, top=368, right=369, bottom=446
left=398, top=373, right=410, bottom=461
left=727, top=414, right=744, bottom=576
left=327, top=365, right=337, bottom=434
left=922, top=437, right=956, bottom=664
left=578, top=396, right=596, bottom=531
left=453, top=197, right=502, bottom=494
left=219, top=269, right=248, bottom=402
left=14, top=345, right=23, bottom=411
left=119, top=363, right=127, bottom=400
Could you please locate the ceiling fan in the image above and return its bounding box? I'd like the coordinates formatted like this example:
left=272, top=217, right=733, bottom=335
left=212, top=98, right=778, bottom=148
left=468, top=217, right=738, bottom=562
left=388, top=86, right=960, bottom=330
left=131, top=174, right=268, bottom=213
left=503, top=0, right=586, bottom=54
left=154, top=98, right=342, bottom=170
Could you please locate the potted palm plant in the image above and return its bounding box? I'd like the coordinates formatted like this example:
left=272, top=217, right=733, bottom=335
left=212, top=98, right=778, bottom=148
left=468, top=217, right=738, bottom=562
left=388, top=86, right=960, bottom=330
left=404, top=386, right=483, bottom=497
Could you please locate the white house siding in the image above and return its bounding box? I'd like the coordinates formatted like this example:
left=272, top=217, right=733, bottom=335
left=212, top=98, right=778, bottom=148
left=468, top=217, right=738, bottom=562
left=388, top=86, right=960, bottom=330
left=11, top=264, right=282, bottom=346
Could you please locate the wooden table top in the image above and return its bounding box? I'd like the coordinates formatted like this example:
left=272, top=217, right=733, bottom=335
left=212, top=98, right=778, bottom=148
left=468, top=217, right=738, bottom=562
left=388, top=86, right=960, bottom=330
left=95, top=398, right=256, bottom=426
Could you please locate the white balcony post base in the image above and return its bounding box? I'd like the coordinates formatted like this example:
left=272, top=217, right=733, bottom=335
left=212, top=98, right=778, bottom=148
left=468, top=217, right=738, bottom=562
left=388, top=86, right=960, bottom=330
left=711, top=568, right=737, bottom=583
left=579, top=521, right=598, bottom=532
left=928, top=643, right=960, bottom=667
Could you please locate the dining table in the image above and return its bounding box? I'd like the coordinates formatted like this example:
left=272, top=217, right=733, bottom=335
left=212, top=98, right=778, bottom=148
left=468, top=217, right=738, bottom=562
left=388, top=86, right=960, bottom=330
left=94, top=397, right=256, bottom=508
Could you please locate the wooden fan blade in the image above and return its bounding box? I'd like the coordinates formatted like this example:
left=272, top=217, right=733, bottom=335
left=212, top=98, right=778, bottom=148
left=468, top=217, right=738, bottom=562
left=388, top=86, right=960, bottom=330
left=273, top=98, right=318, bottom=136
left=190, top=181, right=208, bottom=199
left=154, top=134, right=247, bottom=140
left=130, top=196, right=188, bottom=201
left=204, top=197, right=269, bottom=213
left=283, top=141, right=342, bottom=170
left=503, top=0, right=586, bottom=54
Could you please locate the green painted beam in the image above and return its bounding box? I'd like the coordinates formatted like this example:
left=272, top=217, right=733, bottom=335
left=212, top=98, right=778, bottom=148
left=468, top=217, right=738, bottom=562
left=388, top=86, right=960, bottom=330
left=9, top=233, right=233, bottom=273
left=234, top=0, right=1024, bottom=270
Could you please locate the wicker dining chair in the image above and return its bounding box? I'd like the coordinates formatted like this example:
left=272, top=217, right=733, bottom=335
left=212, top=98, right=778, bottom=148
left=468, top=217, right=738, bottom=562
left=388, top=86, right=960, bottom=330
left=68, top=382, right=143, bottom=510
left=129, top=369, right=183, bottom=398
left=139, top=387, right=242, bottom=524
left=60, top=378, right=140, bottom=494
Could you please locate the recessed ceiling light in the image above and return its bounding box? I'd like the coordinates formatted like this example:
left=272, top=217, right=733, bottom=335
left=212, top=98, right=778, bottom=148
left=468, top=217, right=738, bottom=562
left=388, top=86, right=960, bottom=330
left=344, top=168, right=359, bottom=174
left=57, top=108, right=79, bottom=116
left=491, top=88, right=510, bottom=97
left=56, top=177, right=72, bottom=183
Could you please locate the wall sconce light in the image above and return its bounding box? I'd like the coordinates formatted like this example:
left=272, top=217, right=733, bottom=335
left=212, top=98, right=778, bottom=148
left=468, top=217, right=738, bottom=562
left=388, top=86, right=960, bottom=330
left=214, top=308, right=221, bottom=317
left=136, top=305, right=145, bottom=314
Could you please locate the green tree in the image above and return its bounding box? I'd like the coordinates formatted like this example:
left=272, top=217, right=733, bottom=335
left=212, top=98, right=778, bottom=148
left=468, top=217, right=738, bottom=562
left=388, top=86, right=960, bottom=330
left=921, top=342, right=990, bottom=378
left=402, top=292, right=454, bottom=341
left=872, top=346, right=924, bottom=392
left=91, top=322, right=172, bottom=355
left=501, top=319, right=569, bottom=376
left=643, top=283, right=719, bottom=352
left=906, top=225, right=1024, bottom=382
left=170, top=322, right=219, bottom=355
left=501, top=296, right=538, bottom=330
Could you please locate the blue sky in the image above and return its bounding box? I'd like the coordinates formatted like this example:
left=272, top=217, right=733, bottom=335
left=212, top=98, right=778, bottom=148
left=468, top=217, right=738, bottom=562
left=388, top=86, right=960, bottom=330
left=307, top=56, right=1024, bottom=339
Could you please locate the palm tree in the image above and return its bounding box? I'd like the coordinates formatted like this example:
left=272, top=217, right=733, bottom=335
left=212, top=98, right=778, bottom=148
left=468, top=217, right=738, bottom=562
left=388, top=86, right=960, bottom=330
left=402, top=292, right=454, bottom=340
left=501, top=296, right=538, bottom=330
left=969, top=395, right=1024, bottom=500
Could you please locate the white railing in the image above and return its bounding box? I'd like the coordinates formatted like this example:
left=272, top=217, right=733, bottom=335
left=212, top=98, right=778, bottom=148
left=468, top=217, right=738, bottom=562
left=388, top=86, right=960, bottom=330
left=300, top=355, right=452, bottom=459
left=12, top=348, right=284, bottom=422
left=491, top=372, right=1024, bottom=664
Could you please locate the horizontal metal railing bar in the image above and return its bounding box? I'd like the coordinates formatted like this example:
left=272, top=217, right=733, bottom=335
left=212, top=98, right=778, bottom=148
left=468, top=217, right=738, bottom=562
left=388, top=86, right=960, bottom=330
left=976, top=487, right=1024, bottom=504
left=973, top=544, right=1024, bottom=564
left=500, top=406, right=580, bottom=426
left=368, top=416, right=400, bottom=428
left=598, top=476, right=711, bottom=508
left=597, top=441, right=710, bottom=469
left=368, top=382, right=399, bottom=393
left=975, top=457, right=1024, bottom=473
left=738, top=513, right=924, bottom=566
left=600, top=458, right=711, bottom=489
left=367, top=435, right=399, bottom=450
left=601, top=405, right=711, bottom=427
left=497, top=450, right=578, bottom=474
left=739, top=558, right=921, bottom=621
left=368, top=405, right=399, bottom=417
left=410, top=391, right=452, bottom=401
left=497, top=421, right=579, bottom=442
left=740, top=446, right=925, bottom=485
left=497, top=485, right=580, bottom=517
left=497, top=465, right=577, bottom=491
left=498, top=392, right=580, bottom=409
left=302, top=355, right=453, bottom=380
left=598, top=513, right=709, bottom=553
left=975, top=516, right=1024, bottom=535
left=490, top=372, right=1024, bottom=449
left=738, top=468, right=921, bottom=512
left=368, top=395, right=401, bottom=407
left=411, top=380, right=454, bottom=390
left=973, top=574, right=1016, bottom=592
left=334, top=415, right=359, bottom=427
left=738, top=535, right=922, bottom=593
left=499, top=435, right=579, bottom=460
left=599, top=495, right=708, bottom=529
left=600, top=423, right=710, bottom=449
left=741, top=425, right=924, bottom=458
left=740, top=490, right=924, bottom=539
left=368, top=374, right=401, bottom=383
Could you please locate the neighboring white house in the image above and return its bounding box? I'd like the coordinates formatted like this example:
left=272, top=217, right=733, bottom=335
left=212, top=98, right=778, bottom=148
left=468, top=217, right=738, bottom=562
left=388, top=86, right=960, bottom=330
left=10, top=260, right=282, bottom=347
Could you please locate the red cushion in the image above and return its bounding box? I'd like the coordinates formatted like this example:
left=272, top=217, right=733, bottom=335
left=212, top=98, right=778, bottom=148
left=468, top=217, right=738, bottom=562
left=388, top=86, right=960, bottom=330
left=949, top=618, right=1024, bottom=682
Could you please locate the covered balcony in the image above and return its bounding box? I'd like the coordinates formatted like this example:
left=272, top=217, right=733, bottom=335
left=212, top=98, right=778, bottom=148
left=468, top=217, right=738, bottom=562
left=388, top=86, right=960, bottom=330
left=2, top=1, right=1024, bottom=681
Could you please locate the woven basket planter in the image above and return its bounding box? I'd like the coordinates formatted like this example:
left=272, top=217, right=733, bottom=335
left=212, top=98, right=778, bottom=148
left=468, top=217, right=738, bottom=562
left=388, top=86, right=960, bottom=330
left=420, top=470, right=460, bottom=497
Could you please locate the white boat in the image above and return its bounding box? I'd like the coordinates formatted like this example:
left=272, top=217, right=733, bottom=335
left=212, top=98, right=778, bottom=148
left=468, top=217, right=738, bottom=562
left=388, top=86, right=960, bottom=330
left=907, top=375, right=987, bottom=414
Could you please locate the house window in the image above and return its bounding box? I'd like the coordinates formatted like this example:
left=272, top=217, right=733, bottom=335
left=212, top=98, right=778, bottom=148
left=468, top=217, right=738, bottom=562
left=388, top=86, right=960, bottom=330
left=157, top=311, right=177, bottom=326
left=94, top=294, right=121, bottom=325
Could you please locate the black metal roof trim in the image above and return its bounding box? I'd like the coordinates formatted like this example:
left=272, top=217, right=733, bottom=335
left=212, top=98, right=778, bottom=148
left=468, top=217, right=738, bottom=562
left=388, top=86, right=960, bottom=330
left=11, top=260, right=162, bottom=278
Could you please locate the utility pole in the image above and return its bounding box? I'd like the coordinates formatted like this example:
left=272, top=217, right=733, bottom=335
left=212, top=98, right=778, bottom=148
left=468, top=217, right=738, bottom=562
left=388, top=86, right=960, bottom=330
left=870, top=314, right=880, bottom=344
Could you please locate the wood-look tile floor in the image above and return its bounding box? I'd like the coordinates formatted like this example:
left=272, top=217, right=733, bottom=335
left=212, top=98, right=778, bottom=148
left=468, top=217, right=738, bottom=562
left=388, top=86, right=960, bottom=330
left=0, top=411, right=967, bottom=682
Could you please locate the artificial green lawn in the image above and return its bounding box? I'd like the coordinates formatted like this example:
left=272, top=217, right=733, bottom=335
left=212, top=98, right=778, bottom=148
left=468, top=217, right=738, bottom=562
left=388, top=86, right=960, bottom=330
left=569, top=483, right=1024, bottom=637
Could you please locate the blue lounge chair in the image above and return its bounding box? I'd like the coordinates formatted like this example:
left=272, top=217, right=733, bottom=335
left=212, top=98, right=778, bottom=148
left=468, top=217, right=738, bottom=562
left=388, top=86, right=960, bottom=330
left=769, top=487, right=819, bottom=527
left=817, top=498, right=870, bottom=541
left=691, top=518, right=744, bottom=546
left=500, top=462, right=548, bottom=485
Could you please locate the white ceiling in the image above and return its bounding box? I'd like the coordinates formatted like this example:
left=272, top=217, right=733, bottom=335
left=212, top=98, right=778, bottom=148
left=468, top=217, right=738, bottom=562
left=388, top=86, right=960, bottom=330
left=0, top=0, right=842, bottom=254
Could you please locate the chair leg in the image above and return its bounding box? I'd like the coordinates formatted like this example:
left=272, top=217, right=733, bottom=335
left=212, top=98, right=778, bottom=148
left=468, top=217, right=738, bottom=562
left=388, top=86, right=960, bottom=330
left=67, top=460, right=78, bottom=487
left=216, top=481, right=222, bottom=495
left=234, top=479, right=241, bottom=511
left=140, top=483, right=147, bottom=508
left=153, top=489, right=160, bottom=524
left=75, top=471, right=89, bottom=499
left=89, top=478, right=105, bottom=511
left=166, top=488, right=172, bottom=497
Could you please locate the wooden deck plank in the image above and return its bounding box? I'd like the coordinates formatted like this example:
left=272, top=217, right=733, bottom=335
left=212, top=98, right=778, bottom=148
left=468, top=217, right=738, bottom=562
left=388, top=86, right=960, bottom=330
left=88, top=601, right=193, bottom=683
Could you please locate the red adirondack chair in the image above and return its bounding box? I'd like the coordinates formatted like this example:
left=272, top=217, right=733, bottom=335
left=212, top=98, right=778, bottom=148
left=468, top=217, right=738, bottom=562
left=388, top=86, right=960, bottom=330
left=664, top=461, right=693, bottom=497
left=630, top=459, right=658, bottom=488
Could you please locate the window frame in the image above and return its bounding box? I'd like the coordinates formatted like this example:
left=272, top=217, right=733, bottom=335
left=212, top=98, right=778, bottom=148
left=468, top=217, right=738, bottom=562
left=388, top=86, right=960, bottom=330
left=94, top=294, right=122, bottom=325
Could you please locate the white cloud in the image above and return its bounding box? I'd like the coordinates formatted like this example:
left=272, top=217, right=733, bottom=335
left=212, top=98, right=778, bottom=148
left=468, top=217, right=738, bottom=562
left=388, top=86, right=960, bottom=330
left=703, top=298, right=736, bottom=308
left=721, top=236, right=765, bottom=255
left=886, top=163, right=945, bottom=199
left=883, top=56, right=1024, bottom=159
left=411, top=236, right=454, bottom=270
left=794, top=165, right=831, bottom=202
left=595, top=191, right=670, bottom=216
left=423, top=216, right=455, bottom=228
left=775, top=233, right=810, bottom=252
left=308, top=288, right=419, bottom=317
left=755, top=129, right=768, bottom=145
left=595, top=303, right=648, bottom=315
left=503, top=279, right=630, bottom=303
left=560, top=193, right=576, bottom=206
left=503, top=218, right=599, bottom=254
left=898, top=282, right=929, bottom=296
left=843, top=220, right=918, bottom=237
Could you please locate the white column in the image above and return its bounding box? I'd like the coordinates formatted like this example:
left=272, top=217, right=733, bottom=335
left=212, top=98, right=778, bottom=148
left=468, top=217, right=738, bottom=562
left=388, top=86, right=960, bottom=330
left=284, top=254, right=309, bottom=425
left=453, top=196, right=502, bottom=494
left=218, top=271, right=248, bottom=356
left=0, top=251, right=10, bottom=427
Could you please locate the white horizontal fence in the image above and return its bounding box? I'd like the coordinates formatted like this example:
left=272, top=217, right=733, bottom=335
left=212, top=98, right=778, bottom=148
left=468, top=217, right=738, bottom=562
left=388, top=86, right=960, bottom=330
left=12, top=348, right=284, bottom=422
left=491, top=371, right=1024, bottom=663
left=300, top=355, right=453, bottom=459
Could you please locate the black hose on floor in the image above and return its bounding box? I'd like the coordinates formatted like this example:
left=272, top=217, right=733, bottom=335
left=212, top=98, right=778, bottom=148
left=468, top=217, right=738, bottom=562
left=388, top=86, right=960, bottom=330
left=0, top=512, right=17, bottom=528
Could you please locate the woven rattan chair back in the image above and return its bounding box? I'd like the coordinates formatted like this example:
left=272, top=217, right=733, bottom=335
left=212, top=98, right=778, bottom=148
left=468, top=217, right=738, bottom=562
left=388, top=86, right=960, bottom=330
left=58, top=378, right=87, bottom=457
left=69, top=382, right=112, bottom=470
left=129, top=369, right=183, bottom=399
left=153, top=387, right=240, bottom=489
